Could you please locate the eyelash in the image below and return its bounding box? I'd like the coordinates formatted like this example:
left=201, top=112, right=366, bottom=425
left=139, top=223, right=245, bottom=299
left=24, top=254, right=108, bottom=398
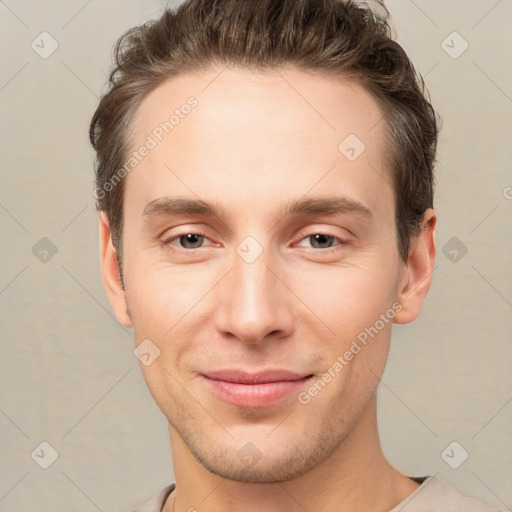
left=161, top=231, right=350, bottom=255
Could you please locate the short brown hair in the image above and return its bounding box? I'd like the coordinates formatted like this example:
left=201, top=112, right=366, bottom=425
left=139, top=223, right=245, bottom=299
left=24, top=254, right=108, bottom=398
left=90, top=0, right=439, bottom=276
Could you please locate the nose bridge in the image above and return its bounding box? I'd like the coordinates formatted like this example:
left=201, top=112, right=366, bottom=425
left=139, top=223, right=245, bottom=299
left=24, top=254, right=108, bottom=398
left=214, top=239, right=293, bottom=344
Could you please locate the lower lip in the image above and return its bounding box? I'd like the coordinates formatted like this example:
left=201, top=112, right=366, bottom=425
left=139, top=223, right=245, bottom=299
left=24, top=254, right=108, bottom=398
left=201, top=375, right=313, bottom=408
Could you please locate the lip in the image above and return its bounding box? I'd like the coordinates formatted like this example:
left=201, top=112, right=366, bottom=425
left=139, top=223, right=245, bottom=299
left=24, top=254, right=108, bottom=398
left=200, top=369, right=313, bottom=408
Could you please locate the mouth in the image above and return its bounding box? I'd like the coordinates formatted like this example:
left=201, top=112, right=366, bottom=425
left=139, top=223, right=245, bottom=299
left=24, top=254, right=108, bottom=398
left=200, top=369, right=314, bottom=408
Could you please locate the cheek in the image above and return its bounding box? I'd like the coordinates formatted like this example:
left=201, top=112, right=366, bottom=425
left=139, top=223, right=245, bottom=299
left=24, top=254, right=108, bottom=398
left=292, top=259, right=397, bottom=398
left=125, top=259, right=210, bottom=337
left=295, top=258, right=399, bottom=334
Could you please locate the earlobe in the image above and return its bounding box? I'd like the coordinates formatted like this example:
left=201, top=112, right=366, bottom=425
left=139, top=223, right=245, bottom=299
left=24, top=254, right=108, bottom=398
left=394, top=208, right=437, bottom=325
left=98, top=211, right=132, bottom=328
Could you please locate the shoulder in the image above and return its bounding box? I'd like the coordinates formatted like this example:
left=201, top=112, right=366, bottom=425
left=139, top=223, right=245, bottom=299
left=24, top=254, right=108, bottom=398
left=391, top=476, right=504, bottom=512
left=130, top=483, right=175, bottom=512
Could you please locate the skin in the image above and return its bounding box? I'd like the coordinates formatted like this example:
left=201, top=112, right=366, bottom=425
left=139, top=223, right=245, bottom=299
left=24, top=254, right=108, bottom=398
left=99, top=66, right=436, bottom=512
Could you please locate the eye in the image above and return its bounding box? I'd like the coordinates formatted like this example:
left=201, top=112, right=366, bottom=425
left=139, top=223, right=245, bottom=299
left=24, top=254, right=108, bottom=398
left=161, top=231, right=350, bottom=255
left=296, top=233, right=349, bottom=253
left=162, top=232, right=212, bottom=252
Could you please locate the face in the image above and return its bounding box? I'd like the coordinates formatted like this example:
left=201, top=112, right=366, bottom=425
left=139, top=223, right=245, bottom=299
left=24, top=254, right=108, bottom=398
left=100, top=66, right=435, bottom=483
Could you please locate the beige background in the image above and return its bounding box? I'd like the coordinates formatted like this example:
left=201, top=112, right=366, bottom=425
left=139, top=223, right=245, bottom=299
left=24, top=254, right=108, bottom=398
left=0, top=0, right=511, bottom=510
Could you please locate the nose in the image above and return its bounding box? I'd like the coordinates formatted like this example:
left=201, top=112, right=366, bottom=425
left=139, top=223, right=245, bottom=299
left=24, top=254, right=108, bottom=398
left=213, top=243, right=295, bottom=346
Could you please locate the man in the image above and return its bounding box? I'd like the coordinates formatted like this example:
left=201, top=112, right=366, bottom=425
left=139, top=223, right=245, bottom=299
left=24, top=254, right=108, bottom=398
left=89, top=0, right=503, bottom=510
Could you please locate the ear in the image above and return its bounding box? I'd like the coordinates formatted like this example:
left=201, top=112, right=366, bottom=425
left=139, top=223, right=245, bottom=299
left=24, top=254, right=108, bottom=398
left=98, top=211, right=132, bottom=328
left=393, top=208, right=437, bottom=324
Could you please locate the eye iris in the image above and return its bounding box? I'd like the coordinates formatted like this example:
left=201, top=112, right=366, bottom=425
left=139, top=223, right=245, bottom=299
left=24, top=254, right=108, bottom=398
left=310, top=234, right=333, bottom=249
left=180, top=234, right=204, bottom=249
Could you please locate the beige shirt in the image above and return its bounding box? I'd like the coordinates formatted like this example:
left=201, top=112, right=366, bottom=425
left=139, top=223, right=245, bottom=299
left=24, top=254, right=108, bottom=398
left=133, top=476, right=504, bottom=512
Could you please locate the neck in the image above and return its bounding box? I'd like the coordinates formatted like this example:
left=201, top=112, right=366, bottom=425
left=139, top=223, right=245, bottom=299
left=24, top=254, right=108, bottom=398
left=164, top=396, right=419, bottom=512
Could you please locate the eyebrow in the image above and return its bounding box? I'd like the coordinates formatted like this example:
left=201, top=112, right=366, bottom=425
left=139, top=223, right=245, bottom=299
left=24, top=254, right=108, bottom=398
left=142, top=195, right=373, bottom=220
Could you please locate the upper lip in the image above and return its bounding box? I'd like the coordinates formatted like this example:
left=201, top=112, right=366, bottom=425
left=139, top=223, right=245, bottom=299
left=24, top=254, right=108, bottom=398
left=201, top=369, right=312, bottom=384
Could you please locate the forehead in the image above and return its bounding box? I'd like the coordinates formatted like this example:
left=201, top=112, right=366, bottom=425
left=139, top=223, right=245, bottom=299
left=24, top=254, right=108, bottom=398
left=125, top=66, right=393, bottom=221
left=132, top=66, right=387, bottom=148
